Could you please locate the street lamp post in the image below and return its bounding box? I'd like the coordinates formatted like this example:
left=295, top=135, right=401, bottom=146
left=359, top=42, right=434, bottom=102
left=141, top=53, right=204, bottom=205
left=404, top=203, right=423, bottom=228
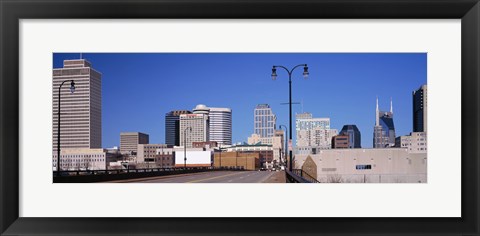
left=183, top=127, right=192, bottom=169
left=272, top=64, right=309, bottom=171
left=279, top=125, right=288, bottom=167
left=219, top=143, right=222, bottom=169
left=56, top=80, right=75, bottom=176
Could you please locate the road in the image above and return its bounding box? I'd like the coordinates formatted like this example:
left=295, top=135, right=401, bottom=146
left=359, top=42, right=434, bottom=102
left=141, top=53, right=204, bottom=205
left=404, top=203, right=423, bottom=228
left=112, top=171, right=284, bottom=183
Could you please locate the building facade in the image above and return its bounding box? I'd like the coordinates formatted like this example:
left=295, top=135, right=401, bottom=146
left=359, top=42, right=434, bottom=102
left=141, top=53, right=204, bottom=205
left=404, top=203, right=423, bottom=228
left=295, top=148, right=427, bottom=183
left=172, top=147, right=213, bottom=167
left=254, top=104, right=276, bottom=138
left=192, top=141, right=218, bottom=148
left=52, top=59, right=102, bottom=154
left=214, top=152, right=260, bottom=170
left=120, top=132, right=149, bottom=154
left=395, top=132, right=427, bottom=153
left=332, top=135, right=349, bottom=149
left=413, top=84, right=428, bottom=133
left=193, top=104, right=232, bottom=145
left=226, top=143, right=274, bottom=168
left=52, top=148, right=114, bottom=171
left=247, top=132, right=283, bottom=163
left=339, top=124, right=361, bottom=148
left=179, top=113, right=209, bottom=148
left=156, top=148, right=175, bottom=168
left=296, top=112, right=337, bottom=150
left=137, top=144, right=168, bottom=163
left=208, top=107, right=232, bottom=145
left=165, top=110, right=191, bottom=146
left=373, top=98, right=396, bottom=148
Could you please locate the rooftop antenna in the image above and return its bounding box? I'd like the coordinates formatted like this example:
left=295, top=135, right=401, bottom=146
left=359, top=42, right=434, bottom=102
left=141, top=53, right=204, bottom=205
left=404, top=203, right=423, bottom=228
left=375, top=96, right=379, bottom=126
left=390, top=97, right=393, bottom=113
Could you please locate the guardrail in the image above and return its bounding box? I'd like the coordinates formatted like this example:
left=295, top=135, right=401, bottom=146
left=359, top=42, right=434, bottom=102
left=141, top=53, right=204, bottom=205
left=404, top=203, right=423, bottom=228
left=286, top=169, right=320, bottom=183
left=53, top=166, right=245, bottom=183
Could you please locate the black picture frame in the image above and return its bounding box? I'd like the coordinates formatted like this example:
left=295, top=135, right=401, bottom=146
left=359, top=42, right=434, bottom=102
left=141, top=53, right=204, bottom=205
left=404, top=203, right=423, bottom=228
left=1, top=0, right=479, bottom=235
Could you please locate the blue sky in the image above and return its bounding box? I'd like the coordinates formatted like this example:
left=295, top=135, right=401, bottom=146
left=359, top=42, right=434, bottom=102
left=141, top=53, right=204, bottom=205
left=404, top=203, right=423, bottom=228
left=53, top=53, right=427, bottom=148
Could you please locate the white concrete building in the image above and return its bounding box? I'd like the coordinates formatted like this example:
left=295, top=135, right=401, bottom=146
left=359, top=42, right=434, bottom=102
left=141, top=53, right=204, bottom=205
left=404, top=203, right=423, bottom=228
left=294, top=148, right=427, bottom=183
left=172, top=147, right=213, bottom=167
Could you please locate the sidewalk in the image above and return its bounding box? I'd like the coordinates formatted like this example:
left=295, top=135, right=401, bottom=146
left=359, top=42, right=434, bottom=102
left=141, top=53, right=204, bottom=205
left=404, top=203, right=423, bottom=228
left=262, top=171, right=286, bottom=183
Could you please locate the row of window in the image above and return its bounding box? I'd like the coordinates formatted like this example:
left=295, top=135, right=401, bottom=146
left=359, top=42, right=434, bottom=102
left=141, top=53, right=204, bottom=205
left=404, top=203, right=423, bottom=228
left=53, top=159, right=103, bottom=163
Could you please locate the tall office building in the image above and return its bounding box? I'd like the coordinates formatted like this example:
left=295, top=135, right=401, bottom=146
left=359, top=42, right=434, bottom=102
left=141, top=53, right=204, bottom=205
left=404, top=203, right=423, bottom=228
left=52, top=59, right=102, bottom=154
left=413, top=84, right=428, bottom=133
left=206, top=107, right=232, bottom=145
left=254, top=104, right=276, bottom=138
left=179, top=113, right=209, bottom=148
left=373, top=97, right=396, bottom=148
left=339, top=124, right=361, bottom=148
left=193, top=104, right=232, bottom=145
left=165, top=110, right=192, bottom=146
left=295, top=112, right=337, bottom=149
left=120, top=132, right=149, bottom=154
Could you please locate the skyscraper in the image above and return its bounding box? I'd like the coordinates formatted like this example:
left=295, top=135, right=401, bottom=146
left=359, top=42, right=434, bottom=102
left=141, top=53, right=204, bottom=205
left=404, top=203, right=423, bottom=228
left=373, top=97, right=396, bottom=148
left=165, top=110, right=192, bottom=146
left=207, top=107, right=232, bottom=145
left=413, top=84, right=427, bottom=133
left=192, top=104, right=232, bottom=146
left=52, top=59, right=101, bottom=153
left=254, top=104, right=276, bottom=138
left=179, top=113, right=209, bottom=148
left=339, top=124, right=361, bottom=148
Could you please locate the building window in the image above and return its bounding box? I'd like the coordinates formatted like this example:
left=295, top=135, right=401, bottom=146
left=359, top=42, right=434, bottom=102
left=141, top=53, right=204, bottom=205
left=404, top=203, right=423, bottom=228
left=355, top=165, right=372, bottom=170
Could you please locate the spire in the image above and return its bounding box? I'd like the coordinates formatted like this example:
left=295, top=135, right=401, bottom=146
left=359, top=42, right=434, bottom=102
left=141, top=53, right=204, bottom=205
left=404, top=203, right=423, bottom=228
left=390, top=97, right=393, bottom=113
left=376, top=96, right=379, bottom=126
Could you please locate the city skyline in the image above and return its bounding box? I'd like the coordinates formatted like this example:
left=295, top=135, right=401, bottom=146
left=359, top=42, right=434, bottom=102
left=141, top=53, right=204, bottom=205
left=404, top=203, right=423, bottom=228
left=53, top=53, right=427, bottom=148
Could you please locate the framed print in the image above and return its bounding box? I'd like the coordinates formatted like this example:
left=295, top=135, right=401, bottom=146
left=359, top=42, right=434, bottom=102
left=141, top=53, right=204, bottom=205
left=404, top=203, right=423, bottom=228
left=1, top=0, right=479, bottom=235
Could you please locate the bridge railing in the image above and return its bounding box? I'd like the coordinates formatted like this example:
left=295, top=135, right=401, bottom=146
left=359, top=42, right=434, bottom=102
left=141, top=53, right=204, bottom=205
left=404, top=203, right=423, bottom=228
left=53, top=166, right=245, bottom=183
left=54, top=166, right=244, bottom=176
left=286, top=169, right=320, bottom=183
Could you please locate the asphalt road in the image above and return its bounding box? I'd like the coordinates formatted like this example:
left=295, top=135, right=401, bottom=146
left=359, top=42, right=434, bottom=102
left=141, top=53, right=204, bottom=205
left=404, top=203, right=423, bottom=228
left=115, top=171, right=280, bottom=183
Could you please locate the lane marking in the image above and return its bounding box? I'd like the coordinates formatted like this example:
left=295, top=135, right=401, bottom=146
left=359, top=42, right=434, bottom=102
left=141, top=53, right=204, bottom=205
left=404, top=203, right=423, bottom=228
left=187, top=171, right=246, bottom=183
left=107, top=171, right=216, bottom=183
